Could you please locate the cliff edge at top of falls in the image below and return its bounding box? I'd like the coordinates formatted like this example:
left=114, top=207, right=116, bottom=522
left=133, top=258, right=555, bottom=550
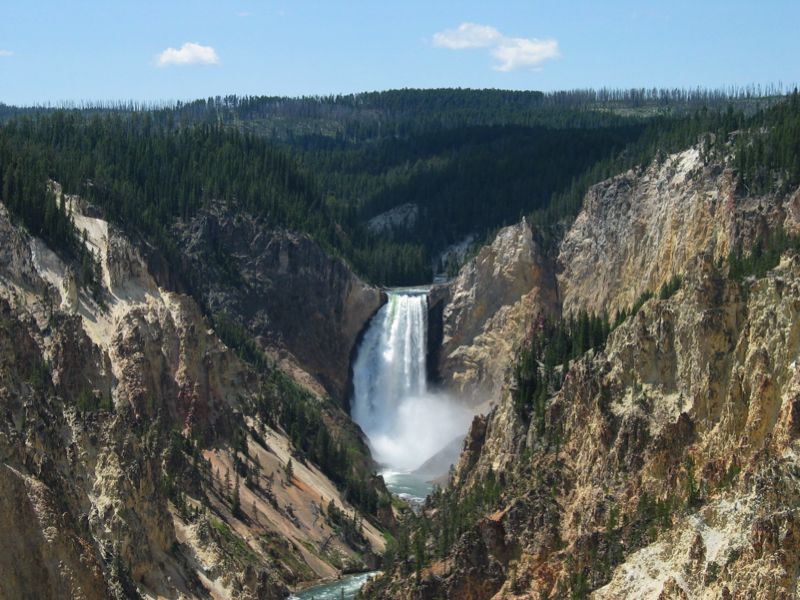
left=0, top=190, right=390, bottom=600
left=172, top=201, right=384, bottom=405
left=369, top=142, right=800, bottom=600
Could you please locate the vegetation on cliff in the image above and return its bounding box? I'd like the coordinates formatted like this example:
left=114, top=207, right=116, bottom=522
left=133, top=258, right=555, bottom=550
left=3, top=87, right=800, bottom=599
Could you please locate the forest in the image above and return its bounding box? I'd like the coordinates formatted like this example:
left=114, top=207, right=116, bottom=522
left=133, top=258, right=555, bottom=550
left=1, top=88, right=799, bottom=290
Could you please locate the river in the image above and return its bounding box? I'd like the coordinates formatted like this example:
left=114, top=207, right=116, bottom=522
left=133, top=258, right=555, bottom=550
left=289, top=572, right=379, bottom=600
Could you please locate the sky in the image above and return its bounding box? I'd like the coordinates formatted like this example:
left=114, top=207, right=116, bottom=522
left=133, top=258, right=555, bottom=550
left=1, top=0, right=799, bottom=105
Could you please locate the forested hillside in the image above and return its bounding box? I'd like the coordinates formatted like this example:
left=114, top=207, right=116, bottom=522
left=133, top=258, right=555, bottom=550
left=0, top=112, right=429, bottom=285
left=164, top=86, right=781, bottom=141
left=1, top=88, right=796, bottom=289
left=171, top=87, right=789, bottom=268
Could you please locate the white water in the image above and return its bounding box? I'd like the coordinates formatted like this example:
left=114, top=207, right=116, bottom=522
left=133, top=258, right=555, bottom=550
left=351, top=290, right=472, bottom=475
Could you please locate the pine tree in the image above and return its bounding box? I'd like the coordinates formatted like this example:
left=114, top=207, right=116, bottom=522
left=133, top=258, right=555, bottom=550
left=232, top=472, right=241, bottom=517
left=284, top=459, right=294, bottom=484
left=413, top=530, right=425, bottom=581
left=254, top=454, right=263, bottom=488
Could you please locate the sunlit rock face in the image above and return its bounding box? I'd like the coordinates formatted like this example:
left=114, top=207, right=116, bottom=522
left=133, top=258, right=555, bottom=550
left=435, top=147, right=800, bottom=417
left=438, top=219, right=560, bottom=408
left=558, top=147, right=800, bottom=317
left=371, top=144, right=800, bottom=600
left=0, top=195, right=386, bottom=599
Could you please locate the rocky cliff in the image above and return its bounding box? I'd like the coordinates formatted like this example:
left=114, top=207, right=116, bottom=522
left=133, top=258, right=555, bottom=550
left=436, top=147, right=800, bottom=412
left=172, top=203, right=383, bottom=406
left=373, top=144, right=800, bottom=599
left=437, top=219, right=559, bottom=407
left=558, top=146, right=800, bottom=316
left=0, top=193, right=389, bottom=600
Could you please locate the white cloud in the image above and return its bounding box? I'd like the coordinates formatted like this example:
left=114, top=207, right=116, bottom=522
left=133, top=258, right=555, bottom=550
left=236, top=11, right=252, bottom=17
left=432, top=22, right=501, bottom=49
left=156, top=42, right=220, bottom=67
left=0, top=50, right=13, bottom=57
left=432, top=23, right=559, bottom=72
left=491, top=37, right=560, bottom=72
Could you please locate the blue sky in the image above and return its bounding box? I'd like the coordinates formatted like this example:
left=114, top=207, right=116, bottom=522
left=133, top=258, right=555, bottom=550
left=1, top=0, right=798, bottom=105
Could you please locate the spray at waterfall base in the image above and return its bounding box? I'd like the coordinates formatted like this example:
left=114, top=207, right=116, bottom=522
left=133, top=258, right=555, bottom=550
left=351, top=291, right=473, bottom=498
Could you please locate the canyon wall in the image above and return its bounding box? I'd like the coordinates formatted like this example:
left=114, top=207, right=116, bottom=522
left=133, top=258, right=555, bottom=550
left=173, top=202, right=384, bottom=405
left=437, top=220, right=559, bottom=407
left=0, top=194, right=388, bottom=600
left=378, top=144, right=800, bottom=599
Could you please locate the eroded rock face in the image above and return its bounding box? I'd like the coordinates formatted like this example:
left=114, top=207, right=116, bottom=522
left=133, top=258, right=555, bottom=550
left=558, top=147, right=800, bottom=316
left=436, top=146, right=800, bottom=410
left=108, top=292, right=253, bottom=436
left=384, top=254, right=800, bottom=600
left=438, top=219, right=559, bottom=406
left=173, top=203, right=383, bottom=404
left=0, top=204, right=45, bottom=290
left=105, top=225, right=153, bottom=291
left=377, top=145, right=800, bottom=599
left=49, top=313, right=114, bottom=405
left=0, top=462, right=111, bottom=600
left=0, top=198, right=386, bottom=599
left=0, top=298, right=112, bottom=600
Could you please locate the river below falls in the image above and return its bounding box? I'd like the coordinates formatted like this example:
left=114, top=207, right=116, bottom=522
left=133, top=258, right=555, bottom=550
left=380, top=469, right=433, bottom=506
left=289, top=571, right=379, bottom=600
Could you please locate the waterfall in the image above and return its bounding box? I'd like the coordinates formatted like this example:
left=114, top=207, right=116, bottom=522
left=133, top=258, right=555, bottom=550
left=352, top=289, right=471, bottom=474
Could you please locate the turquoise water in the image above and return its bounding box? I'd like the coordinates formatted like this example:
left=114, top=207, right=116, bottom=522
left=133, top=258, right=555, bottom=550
left=381, top=470, right=433, bottom=507
left=289, top=572, right=378, bottom=600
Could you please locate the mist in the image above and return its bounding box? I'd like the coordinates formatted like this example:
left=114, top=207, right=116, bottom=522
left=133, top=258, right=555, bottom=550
left=366, top=392, right=472, bottom=471
left=351, top=291, right=474, bottom=474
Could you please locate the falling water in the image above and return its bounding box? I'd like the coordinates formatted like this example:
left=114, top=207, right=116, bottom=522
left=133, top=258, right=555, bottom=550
left=351, top=290, right=472, bottom=486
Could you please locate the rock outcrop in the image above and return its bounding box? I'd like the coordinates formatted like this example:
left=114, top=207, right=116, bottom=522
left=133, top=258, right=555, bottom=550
left=438, top=219, right=559, bottom=406
left=367, top=202, right=419, bottom=234
left=558, top=147, right=800, bottom=316
left=173, top=203, right=383, bottom=404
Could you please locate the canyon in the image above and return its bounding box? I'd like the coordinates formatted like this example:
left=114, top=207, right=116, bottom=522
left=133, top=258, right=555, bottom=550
left=2, top=103, right=800, bottom=600
left=371, top=143, right=800, bottom=599
left=0, top=189, right=390, bottom=599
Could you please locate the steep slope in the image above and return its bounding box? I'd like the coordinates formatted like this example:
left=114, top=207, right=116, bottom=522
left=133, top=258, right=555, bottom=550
left=370, top=144, right=800, bottom=599
left=172, top=202, right=383, bottom=405
left=558, top=146, right=800, bottom=316
left=437, top=220, right=559, bottom=407
left=0, top=191, right=388, bottom=599
left=452, top=254, right=800, bottom=600
left=434, top=145, right=800, bottom=414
